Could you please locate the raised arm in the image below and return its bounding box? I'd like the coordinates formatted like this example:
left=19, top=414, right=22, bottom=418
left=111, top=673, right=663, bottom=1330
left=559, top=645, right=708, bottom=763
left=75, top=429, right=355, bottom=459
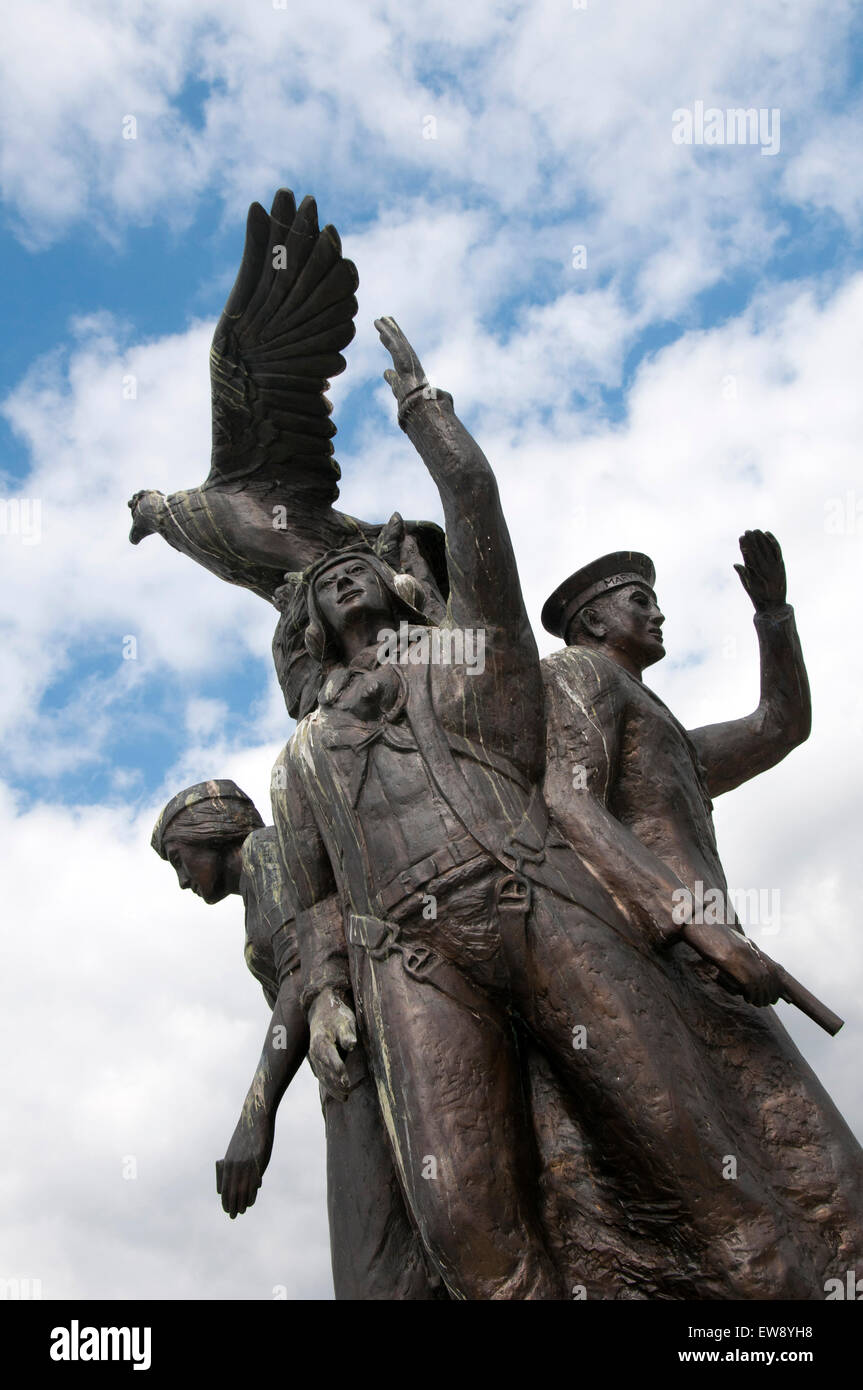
left=375, top=317, right=535, bottom=646
left=690, top=532, right=811, bottom=798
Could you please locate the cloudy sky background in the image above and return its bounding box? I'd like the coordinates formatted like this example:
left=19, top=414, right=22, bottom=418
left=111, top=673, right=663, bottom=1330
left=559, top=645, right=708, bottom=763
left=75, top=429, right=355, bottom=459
left=1, top=0, right=861, bottom=1300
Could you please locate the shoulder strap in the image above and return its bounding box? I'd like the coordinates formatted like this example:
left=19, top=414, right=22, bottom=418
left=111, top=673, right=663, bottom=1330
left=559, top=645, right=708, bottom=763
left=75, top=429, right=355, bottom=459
left=402, top=663, right=635, bottom=937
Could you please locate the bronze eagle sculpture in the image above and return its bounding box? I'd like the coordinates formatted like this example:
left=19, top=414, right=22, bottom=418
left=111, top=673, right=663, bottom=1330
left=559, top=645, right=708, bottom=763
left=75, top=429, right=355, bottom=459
left=128, top=189, right=446, bottom=717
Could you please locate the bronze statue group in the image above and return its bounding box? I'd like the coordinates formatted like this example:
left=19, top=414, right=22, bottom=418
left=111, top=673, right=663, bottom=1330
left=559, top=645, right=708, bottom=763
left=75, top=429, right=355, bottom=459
left=138, top=192, right=862, bottom=1300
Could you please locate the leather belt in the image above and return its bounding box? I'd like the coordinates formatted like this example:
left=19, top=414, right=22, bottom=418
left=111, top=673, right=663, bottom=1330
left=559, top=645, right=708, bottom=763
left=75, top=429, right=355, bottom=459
left=376, top=832, right=485, bottom=914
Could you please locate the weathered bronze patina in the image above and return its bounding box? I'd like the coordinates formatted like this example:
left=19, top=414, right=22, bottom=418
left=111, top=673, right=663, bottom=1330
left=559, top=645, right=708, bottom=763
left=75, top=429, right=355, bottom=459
left=134, top=190, right=862, bottom=1300
left=153, top=780, right=444, bottom=1298
left=542, top=535, right=862, bottom=1295
left=128, top=191, right=446, bottom=720
left=271, top=320, right=862, bottom=1299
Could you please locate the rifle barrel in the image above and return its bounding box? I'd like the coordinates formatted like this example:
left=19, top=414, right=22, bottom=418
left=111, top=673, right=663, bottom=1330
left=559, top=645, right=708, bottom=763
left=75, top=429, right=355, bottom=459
left=776, top=966, right=844, bottom=1037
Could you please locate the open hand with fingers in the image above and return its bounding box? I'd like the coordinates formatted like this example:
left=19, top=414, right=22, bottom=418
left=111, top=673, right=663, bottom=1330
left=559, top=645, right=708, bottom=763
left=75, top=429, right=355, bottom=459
left=733, top=530, right=786, bottom=613
left=374, top=316, right=432, bottom=412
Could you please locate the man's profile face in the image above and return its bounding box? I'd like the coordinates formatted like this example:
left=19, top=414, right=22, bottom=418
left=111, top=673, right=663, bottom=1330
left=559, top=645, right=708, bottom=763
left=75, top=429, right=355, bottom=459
left=164, top=837, right=230, bottom=905
left=579, top=582, right=665, bottom=671
left=314, top=558, right=394, bottom=638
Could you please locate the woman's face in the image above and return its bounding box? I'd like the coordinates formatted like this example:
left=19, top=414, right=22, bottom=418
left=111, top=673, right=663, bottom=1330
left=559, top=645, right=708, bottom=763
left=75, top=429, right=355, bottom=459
left=313, top=558, right=393, bottom=638
left=163, top=837, right=231, bottom=904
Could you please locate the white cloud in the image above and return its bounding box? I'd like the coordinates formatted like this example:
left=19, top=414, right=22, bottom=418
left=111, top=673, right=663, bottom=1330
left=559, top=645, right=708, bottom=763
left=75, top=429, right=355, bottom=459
left=782, top=104, right=863, bottom=231
left=0, top=315, right=282, bottom=776
left=3, top=0, right=862, bottom=1303
left=3, top=249, right=863, bottom=1302
left=1, top=0, right=859, bottom=310
left=0, top=779, right=331, bottom=1299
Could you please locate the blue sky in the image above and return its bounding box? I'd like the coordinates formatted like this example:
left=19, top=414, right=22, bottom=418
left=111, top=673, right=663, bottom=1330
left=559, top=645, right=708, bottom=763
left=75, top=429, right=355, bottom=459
left=1, top=0, right=862, bottom=1301
left=3, top=164, right=859, bottom=808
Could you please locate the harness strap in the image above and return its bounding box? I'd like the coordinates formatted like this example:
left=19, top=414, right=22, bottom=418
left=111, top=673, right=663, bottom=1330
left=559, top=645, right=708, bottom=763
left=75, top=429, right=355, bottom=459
left=377, top=831, right=485, bottom=914
left=400, top=662, right=643, bottom=947
left=347, top=913, right=508, bottom=1032
left=446, top=730, right=531, bottom=795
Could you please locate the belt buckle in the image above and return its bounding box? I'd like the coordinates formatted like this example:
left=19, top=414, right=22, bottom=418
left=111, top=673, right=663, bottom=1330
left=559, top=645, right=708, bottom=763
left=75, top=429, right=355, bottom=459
left=399, top=856, right=437, bottom=896
left=494, top=872, right=531, bottom=914
left=403, top=942, right=435, bottom=976
left=348, top=914, right=395, bottom=956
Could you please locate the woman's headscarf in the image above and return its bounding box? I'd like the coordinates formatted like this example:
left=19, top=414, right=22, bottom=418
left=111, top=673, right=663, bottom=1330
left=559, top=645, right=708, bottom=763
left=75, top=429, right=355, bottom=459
left=151, top=780, right=264, bottom=858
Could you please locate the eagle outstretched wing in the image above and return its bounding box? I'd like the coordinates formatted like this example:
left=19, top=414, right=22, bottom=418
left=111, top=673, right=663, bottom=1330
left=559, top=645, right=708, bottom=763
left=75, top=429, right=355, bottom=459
left=207, top=188, right=358, bottom=496
left=127, top=187, right=447, bottom=716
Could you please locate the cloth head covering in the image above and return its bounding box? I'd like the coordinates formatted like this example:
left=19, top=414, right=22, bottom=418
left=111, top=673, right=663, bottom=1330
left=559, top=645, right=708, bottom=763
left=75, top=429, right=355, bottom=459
left=151, top=780, right=264, bottom=858
left=541, top=551, right=656, bottom=642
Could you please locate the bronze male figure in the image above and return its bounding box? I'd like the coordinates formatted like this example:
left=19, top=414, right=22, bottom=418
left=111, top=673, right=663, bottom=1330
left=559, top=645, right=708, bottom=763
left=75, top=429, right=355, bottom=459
left=272, top=323, right=825, bottom=1300
left=541, top=534, right=863, bottom=1291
